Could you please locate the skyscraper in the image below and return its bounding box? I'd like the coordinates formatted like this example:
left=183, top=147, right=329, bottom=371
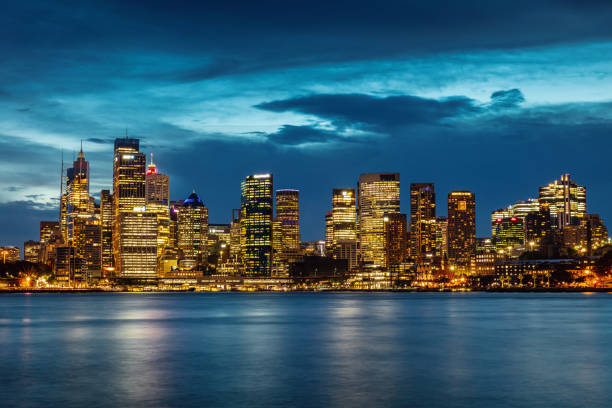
left=112, top=137, right=156, bottom=278
left=409, top=183, right=436, bottom=261
left=357, top=173, right=400, bottom=267
left=275, top=189, right=300, bottom=269
left=177, top=191, right=209, bottom=264
left=492, top=216, right=524, bottom=250
left=447, top=191, right=476, bottom=264
left=539, top=174, right=586, bottom=229
left=328, top=188, right=358, bottom=269
left=66, top=147, right=90, bottom=245
left=40, top=221, right=60, bottom=244
left=241, top=174, right=273, bottom=276
left=434, top=216, right=448, bottom=259
left=79, top=217, right=102, bottom=279
left=145, top=153, right=171, bottom=263
left=384, top=213, right=408, bottom=269
left=100, top=190, right=113, bottom=271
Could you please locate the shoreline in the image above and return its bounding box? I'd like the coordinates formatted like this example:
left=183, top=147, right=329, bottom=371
left=1, top=287, right=610, bottom=294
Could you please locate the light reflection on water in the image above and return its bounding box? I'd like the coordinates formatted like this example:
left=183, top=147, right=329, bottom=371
left=0, top=292, right=610, bottom=407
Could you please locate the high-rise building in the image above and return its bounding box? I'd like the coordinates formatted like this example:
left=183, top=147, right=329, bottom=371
left=492, top=217, right=525, bottom=250
left=145, top=153, right=169, bottom=203
left=409, top=183, right=436, bottom=260
left=177, top=191, right=209, bottom=264
left=384, top=213, right=408, bottom=269
left=357, top=173, right=400, bottom=267
left=60, top=193, right=68, bottom=243
left=275, top=189, right=300, bottom=264
left=447, top=191, right=476, bottom=264
left=525, top=206, right=552, bottom=246
left=325, top=211, right=333, bottom=254
left=208, top=224, right=231, bottom=266
left=229, top=209, right=241, bottom=265
left=66, top=147, right=90, bottom=245
left=145, top=153, right=170, bottom=264
left=240, top=174, right=273, bottom=276
left=491, top=199, right=539, bottom=238
left=117, top=210, right=158, bottom=278
left=539, top=174, right=586, bottom=229
left=112, top=137, right=156, bottom=278
left=585, top=214, right=609, bottom=252
left=100, top=190, right=114, bottom=271
left=54, top=245, right=81, bottom=284
left=40, top=221, right=60, bottom=244
left=327, top=188, right=358, bottom=269
left=328, top=188, right=356, bottom=248
left=78, top=218, right=102, bottom=279
left=434, top=216, right=448, bottom=259
left=24, top=240, right=41, bottom=263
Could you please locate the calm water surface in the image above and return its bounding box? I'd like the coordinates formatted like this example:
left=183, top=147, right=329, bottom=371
left=0, top=292, right=610, bottom=407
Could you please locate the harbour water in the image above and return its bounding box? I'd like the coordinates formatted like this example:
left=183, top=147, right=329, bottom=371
left=0, top=292, right=610, bottom=407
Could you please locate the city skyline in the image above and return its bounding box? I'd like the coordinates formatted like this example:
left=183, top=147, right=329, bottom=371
left=1, top=137, right=611, bottom=248
left=2, top=1, right=612, bottom=247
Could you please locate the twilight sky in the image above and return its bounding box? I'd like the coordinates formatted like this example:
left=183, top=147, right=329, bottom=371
left=1, top=0, right=612, bottom=246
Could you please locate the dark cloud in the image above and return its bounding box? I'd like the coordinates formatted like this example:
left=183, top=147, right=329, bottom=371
left=86, top=137, right=113, bottom=144
left=266, top=125, right=344, bottom=146
left=3, top=1, right=612, bottom=83
left=257, top=94, right=480, bottom=133
left=490, top=89, right=525, bottom=109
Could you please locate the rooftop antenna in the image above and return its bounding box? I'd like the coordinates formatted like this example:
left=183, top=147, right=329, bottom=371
left=125, top=128, right=128, bottom=139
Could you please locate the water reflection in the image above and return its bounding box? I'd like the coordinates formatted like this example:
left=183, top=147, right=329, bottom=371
left=0, top=293, right=610, bottom=407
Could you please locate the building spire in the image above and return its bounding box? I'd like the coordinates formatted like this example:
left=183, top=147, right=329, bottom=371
left=146, top=152, right=157, bottom=175
left=78, top=140, right=84, bottom=159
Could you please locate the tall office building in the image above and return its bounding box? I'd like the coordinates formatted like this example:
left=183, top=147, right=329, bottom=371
left=491, top=199, right=539, bottom=238
left=357, top=173, right=400, bottom=267
left=329, top=188, right=358, bottom=269
left=177, top=191, right=209, bottom=264
left=584, top=214, right=610, bottom=252
left=492, top=217, right=524, bottom=250
left=78, top=217, right=102, bottom=279
left=40, top=221, right=60, bottom=244
left=384, top=213, right=408, bottom=269
left=39, top=221, right=62, bottom=266
left=60, top=193, right=68, bottom=243
left=112, top=137, right=156, bottom=278
left=525, top=206, right=552, bottom=245
left=145, top=153, right=171, bottom=262
left=229, top=209, right=241, bottom=264
left=409, top=183, right=436, bottom=260
left=100, top=190, right=114, bottom=271
left=240, top=174, right=273, bottom=276
left=447, top=191, right=476, bottom=264
left=434, top=216, right=448, bottom=259
left=54, top=246, right=81, bottom=284
left=539, top=174, right=586, bottom=229
left=66, top=147, right=90, bottom=245
left=275, top=189, right=300, bottom=265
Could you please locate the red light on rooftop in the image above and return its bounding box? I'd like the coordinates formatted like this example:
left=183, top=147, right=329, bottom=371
left=510, top=217, right=517, bottom=222
left=496, top=218, right=502, bottom=223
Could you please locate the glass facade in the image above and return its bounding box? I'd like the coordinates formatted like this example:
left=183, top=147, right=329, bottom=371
left=447, top=191, right=476, bottom=264
left=358, top=173, right=400, bottom=267
left=241, top=174, right=273, bottom=276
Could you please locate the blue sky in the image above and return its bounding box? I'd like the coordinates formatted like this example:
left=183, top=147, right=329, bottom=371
left=1, top=0, right=612, bottom=245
